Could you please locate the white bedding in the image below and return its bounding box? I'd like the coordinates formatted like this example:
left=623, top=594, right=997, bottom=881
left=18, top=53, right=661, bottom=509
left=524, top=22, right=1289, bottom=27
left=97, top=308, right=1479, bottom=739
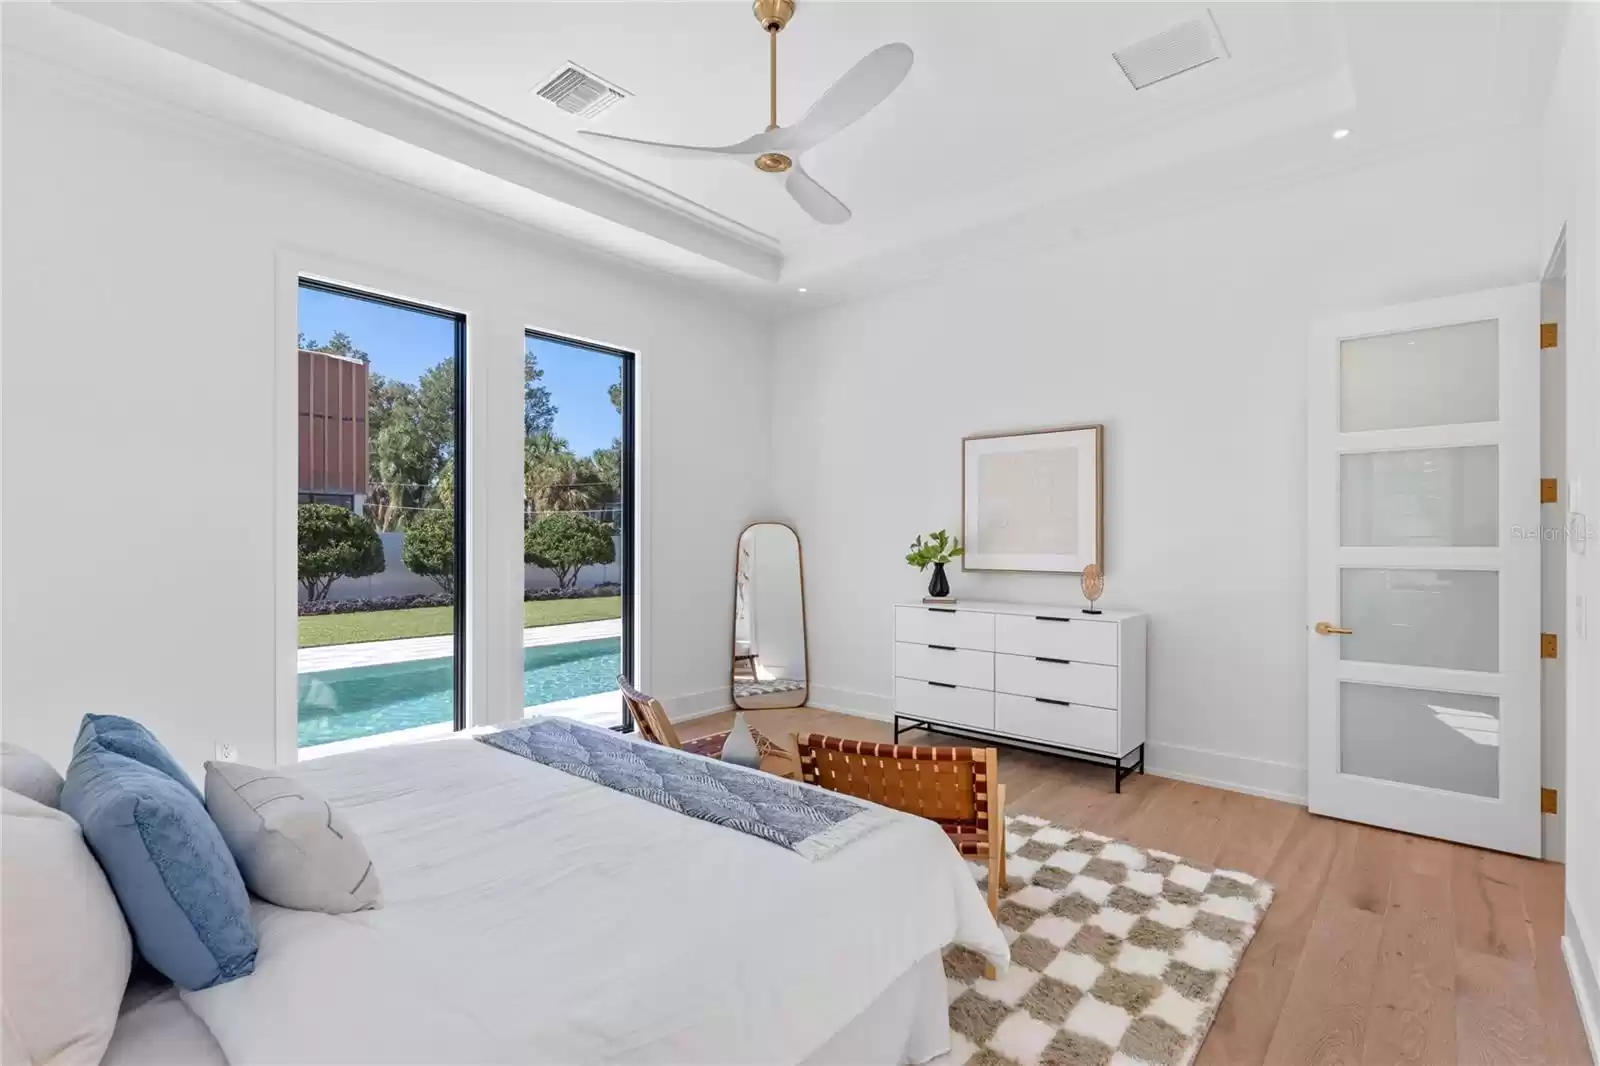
left=182, top=728, right=1008, bottom=1065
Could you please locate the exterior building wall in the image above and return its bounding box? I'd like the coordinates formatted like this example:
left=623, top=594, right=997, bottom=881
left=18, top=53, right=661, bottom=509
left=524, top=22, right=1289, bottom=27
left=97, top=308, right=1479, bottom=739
left=298, top=348, right=367, bottom=500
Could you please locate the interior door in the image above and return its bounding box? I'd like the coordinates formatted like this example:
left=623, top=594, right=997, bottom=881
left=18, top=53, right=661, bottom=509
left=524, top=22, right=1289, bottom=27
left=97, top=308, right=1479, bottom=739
left=1307, top=285, right=1541, bottom=857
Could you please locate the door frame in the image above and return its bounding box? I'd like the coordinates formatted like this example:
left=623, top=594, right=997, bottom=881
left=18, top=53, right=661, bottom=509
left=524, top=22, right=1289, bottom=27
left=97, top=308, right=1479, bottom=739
left=1306, top=284, right=1542, bottom=856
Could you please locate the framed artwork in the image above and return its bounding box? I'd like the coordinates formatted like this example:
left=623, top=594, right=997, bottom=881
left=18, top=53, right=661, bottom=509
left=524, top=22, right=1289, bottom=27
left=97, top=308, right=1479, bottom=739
left=962, top=424, right=1103, bottom=574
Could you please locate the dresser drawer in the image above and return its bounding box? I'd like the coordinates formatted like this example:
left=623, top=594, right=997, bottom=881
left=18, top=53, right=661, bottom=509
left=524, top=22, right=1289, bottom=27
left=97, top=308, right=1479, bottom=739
left=894, top=606, right=994, bottom=652
left=894, top=643, right=994, bottom=690
left=995, top=654, right=1118, bottom=709
left=894, top=677, right=994, bottom=731
left=994, top=613, right=1118, bottom=666
left=995, top=692, right=1119, bottom=755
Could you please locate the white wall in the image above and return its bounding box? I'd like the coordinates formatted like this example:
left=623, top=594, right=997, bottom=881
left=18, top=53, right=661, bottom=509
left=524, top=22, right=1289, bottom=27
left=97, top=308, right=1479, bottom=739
left=0, top=41, right=769, bottom=774
left=769, top=129, right=1543, bottom=803
left=1540, top=1, right=1600, bottom=1050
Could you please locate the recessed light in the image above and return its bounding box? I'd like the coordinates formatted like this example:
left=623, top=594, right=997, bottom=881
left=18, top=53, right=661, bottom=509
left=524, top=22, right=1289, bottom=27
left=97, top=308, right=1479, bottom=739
left=797, top=288, right=807, bottom=293
left=1332, top=128, right=1351, bottom=140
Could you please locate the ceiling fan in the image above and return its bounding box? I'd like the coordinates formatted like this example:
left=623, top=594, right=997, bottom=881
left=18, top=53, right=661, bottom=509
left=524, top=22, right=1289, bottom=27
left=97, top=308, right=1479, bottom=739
left=578, top=0, right=913, bottom=225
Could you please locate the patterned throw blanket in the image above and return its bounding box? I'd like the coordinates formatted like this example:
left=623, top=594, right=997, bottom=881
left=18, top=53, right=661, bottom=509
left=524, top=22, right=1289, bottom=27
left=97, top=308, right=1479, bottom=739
left=477, top=718, right=892, bottom=860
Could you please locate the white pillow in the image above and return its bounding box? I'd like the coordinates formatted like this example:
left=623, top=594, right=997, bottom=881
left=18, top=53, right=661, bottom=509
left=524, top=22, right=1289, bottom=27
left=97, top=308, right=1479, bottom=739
left=204, top=761, right=382, bottom=914
left=2, top=742, right=64, bottom=808
left=0, top=788, right=132, bottom=1066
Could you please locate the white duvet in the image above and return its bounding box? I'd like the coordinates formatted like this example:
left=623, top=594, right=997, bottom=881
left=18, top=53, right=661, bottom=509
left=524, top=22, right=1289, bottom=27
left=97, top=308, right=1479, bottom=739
left=183, top=728, right=1008, bottom=1065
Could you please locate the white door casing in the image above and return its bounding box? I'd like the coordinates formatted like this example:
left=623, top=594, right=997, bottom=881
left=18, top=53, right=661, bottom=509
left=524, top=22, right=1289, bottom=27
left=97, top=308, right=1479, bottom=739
left=1307, top=285, right=1541, bottom=857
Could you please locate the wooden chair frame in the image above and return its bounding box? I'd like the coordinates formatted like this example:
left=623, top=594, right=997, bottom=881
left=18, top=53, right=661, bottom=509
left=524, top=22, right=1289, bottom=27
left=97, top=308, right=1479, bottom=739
left=790, top=734, right=1008, bottom=918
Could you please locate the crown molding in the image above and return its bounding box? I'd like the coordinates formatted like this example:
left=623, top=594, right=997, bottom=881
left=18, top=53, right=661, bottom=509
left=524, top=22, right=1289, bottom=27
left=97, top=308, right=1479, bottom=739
left=52, top=0, right=785, bottom=283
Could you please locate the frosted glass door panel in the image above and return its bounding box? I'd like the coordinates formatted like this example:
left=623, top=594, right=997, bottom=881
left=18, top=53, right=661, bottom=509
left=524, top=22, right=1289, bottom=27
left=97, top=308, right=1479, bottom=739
left=1340, top=568, right=1498, bottom=671
left=1339, top=320, right=1498, bottom=431
left=1340, top=683, right=1499, bottom=798
left=1341, top=446, right=1498, bottom=546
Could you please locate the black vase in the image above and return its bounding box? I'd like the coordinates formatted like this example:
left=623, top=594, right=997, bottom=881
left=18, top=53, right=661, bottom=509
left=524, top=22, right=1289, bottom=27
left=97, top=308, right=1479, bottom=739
left=928, top=561, right=950, bottom=599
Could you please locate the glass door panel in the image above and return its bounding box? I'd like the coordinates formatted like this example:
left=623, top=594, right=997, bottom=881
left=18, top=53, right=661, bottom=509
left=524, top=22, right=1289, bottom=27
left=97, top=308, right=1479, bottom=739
left=1339, top=320, right=1498, bottom=431
left=1339, top=568, right=1498, bottom=671
left=1340, top=445, right=1498, bottom=546
left=1339, top=683, right=1499, bottom=798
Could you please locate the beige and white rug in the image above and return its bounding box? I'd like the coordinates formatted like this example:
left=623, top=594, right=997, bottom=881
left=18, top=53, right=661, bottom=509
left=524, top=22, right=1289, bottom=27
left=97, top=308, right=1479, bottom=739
left=938, top=814, right=1274, bottom=1066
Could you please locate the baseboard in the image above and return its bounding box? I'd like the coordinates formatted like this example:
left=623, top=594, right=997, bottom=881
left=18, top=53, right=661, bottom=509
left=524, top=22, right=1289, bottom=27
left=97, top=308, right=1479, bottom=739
left=806, top=685, right=894, bottom=721
left=804, top=690, right=1309, bottom=805
left=662, top=689, right=733, bottom=724
left=1565, top=899, right=1600, bottom=1061
left=1138, top=742, right=1307, bottom=805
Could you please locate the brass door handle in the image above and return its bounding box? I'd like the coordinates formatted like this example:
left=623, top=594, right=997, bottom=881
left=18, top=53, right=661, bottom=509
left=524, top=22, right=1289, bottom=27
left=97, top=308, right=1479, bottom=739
left=1315, top=621, right=1354, bottom=636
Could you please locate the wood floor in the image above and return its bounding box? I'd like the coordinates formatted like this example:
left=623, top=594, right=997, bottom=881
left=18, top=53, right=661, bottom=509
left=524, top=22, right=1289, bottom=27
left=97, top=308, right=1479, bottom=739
left=682, top=706, right=1593, bottom=1066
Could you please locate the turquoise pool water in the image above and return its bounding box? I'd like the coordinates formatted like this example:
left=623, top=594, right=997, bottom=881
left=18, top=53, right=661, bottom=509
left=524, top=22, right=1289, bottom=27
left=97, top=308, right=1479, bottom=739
left=298, top=637, right=620, bottom=747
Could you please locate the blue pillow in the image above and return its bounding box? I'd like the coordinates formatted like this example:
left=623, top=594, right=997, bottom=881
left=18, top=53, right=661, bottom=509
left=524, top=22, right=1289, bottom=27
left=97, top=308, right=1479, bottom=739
left=61, top=744, right=256, bottom=990
left=76, top=714, right=201, bottom=801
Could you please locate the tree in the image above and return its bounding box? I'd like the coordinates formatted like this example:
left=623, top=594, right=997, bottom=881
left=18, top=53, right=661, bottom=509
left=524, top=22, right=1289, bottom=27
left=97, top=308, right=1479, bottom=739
left=524, top=347, right=557, bottom=437
left=524, top=512, right=615, bottom=591
left=298, top=503, right=385, bottom=601
left=401, top=509, right=455, bottom=593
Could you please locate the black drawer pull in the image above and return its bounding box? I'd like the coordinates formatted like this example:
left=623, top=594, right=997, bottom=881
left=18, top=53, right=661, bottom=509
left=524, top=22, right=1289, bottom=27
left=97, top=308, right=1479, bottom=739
left=929, top=644, right=957, bottom=651
left=1035, top=697, right=1072, bottom=707
left=928, top=607, right=957, bottom=614
left=1034, top=656, right=1072, bottom=665
left=927, top=681, right=957, bottom=689
left=1035, top=615, right=1073, bottom=623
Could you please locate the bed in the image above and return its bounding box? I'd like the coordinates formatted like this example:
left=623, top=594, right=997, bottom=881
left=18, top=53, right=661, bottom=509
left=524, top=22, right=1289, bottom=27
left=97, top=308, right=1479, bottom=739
left=135, top=726, right=1006, bottom=1065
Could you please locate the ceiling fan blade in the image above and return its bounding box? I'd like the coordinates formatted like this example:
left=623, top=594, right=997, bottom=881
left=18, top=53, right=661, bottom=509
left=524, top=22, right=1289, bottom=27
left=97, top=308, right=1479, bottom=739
left=786, top=162, right=851, bottom=225
left=786, top=43, right=914, bottom=152
left=577, top=128, right=788, bottom=158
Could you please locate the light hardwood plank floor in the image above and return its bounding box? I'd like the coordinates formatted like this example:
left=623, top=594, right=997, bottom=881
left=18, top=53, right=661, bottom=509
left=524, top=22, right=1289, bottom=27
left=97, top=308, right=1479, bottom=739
left=683, top=706, right=1593, bottom=1066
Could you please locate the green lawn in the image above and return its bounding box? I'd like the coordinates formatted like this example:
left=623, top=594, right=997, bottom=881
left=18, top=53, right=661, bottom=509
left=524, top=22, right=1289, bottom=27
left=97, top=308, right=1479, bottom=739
left=299, top=596, right=622, bottom=648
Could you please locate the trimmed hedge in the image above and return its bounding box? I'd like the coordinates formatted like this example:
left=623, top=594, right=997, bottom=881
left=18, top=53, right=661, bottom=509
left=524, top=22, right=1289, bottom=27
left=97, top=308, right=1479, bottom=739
left=297, top=584, right=621, bottom=616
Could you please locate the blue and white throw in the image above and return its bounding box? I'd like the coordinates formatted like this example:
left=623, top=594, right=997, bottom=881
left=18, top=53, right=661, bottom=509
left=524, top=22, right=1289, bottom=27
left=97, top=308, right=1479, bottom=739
left=477, top=718, right=892, bottom=860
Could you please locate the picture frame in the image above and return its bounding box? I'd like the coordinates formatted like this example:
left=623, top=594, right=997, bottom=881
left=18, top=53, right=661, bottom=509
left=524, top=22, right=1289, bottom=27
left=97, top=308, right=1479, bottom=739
left=961, top=424, right=1103, bottom=574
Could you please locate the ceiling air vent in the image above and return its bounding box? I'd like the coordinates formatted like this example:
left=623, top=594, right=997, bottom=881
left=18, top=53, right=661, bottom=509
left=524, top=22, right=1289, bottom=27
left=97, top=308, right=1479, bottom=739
left=533, top=63, right=629, bottom=121
left=1113, top=11, right=1229, bottom=90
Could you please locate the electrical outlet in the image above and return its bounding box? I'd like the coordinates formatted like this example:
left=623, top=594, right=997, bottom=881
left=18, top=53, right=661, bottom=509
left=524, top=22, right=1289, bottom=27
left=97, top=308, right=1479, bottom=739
left=214, top=741, right=239, bottom=763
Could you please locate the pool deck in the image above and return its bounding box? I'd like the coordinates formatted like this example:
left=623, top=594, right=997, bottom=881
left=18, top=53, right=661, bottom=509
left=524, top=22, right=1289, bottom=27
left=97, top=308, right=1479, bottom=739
left=297, top=617, right=622, bottom=673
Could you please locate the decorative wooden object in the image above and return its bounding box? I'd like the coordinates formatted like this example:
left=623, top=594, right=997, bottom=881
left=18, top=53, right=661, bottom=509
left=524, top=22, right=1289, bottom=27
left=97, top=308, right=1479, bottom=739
left=1080, top=563, right=1104, bottom=615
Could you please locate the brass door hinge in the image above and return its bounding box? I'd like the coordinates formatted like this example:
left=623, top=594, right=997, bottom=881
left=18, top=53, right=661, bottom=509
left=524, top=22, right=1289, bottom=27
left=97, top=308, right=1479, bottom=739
left=1541, top=323, right=1559, bottom=349
left=1541, top=787, right=1558, bottom=815
left=1541, top=633, right=1559, bottom=659
left=1542, top=478, right=1559, bottom=504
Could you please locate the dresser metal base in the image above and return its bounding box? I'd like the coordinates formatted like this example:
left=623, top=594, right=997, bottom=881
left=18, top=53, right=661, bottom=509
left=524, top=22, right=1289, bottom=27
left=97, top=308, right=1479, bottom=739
left=892, top=715, right=1146, bottom=793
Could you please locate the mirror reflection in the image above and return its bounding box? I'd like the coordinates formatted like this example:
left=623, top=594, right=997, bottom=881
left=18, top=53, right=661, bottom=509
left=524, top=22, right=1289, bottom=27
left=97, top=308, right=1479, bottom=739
left=732, top=523, right=808, bottom=709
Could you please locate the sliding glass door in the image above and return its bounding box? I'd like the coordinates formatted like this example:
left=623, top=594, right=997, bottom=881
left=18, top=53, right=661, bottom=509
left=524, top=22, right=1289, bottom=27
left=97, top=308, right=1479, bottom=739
left=295, top=279, right=466, bottom=753
left=520, top=331, right=635, bottom=729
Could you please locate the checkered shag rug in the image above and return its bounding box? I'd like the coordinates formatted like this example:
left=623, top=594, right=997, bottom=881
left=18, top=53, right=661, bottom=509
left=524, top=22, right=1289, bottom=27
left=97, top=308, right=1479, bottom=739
left=936, top=815, right=1274, bottom=1066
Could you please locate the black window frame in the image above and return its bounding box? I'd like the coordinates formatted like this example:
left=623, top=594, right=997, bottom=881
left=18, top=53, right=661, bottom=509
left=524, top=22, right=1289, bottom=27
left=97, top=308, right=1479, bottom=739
left=524, top=329, right=636, bottom=732
left=300, top=278, right=469, bottom=731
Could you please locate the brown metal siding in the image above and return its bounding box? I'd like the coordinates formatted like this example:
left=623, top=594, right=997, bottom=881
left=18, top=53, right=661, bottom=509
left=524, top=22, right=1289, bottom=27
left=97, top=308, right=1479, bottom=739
left=298, top=349, right=368, bottom=497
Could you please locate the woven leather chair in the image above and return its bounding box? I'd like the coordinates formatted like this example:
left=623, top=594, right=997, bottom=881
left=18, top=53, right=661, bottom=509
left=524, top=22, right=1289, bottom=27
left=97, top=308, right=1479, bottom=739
left=618, top=676, right=790, bottom=765
left=791, top=733, right=1007, bottom=918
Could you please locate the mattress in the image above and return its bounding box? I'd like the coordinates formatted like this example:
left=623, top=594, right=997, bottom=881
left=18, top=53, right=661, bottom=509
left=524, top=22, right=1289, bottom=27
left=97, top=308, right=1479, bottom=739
left=180, top=727, right=1007, bottom=1065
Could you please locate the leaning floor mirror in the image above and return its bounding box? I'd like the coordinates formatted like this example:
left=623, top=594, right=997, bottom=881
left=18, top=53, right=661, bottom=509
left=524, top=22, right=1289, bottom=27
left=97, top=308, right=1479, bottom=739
left=731, top=522, right=809, bottom=709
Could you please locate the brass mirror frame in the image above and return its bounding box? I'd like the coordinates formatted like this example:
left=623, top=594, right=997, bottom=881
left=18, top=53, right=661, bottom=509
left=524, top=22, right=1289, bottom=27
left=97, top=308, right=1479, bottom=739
left=730, top=521, right=810, bottom=710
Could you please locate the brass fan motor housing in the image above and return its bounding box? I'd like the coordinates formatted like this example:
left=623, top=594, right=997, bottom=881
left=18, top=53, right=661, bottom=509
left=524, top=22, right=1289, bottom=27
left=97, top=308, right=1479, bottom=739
left=755, top=152, right=793, bottom=173
left=752, top=0, right=795, bottom=31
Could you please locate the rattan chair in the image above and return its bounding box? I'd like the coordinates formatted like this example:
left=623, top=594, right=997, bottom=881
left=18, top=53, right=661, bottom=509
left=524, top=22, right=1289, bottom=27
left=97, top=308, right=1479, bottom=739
left=618, top=676, right=790, bottom=765
left=791, top=734, right=1007, bottom=919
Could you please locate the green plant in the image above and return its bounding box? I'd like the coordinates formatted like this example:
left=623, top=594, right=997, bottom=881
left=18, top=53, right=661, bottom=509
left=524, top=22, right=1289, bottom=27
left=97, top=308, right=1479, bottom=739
left=524, top=512, right=616, bottom=591
left=905, top=529, right=964, bottom=571
left=401, top=509, right=456, bottom=593
left=298, top=503, right=385, bottom=602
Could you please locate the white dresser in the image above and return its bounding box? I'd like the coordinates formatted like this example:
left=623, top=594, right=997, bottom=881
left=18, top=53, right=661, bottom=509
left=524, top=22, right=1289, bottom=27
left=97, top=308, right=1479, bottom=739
left=892, top=601, right=1147, bottom=791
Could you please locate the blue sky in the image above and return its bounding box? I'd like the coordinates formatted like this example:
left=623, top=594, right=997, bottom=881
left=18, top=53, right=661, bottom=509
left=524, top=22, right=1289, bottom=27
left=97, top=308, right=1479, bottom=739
left=299, top=286, right=621, bottom=455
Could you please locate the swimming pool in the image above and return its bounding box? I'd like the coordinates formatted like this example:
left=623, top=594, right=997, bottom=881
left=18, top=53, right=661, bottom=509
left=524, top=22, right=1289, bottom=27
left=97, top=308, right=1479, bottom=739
left=297, top=637, right=620, bottom=747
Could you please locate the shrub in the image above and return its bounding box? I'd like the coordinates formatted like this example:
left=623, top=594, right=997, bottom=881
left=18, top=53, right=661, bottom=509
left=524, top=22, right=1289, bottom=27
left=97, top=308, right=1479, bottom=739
left=524, top=512, right=615, bottom=591
left=401, top=510, right=455, bottom=593
left=298, top=503, right=385, bottom=602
